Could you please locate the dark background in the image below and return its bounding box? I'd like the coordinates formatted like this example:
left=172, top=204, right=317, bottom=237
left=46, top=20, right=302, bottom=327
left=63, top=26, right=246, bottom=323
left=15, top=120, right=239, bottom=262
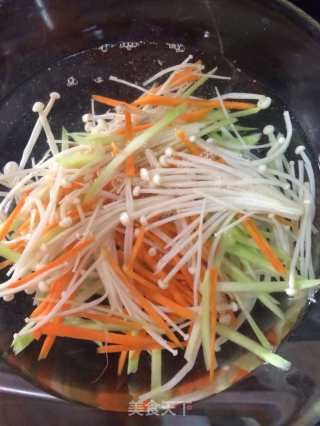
left=292, top=1, right=319, bottom=19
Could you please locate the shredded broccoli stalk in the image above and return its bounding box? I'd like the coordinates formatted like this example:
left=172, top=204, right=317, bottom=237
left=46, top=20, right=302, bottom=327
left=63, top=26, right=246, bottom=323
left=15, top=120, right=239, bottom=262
left=216, top=323, right=291, bottom=371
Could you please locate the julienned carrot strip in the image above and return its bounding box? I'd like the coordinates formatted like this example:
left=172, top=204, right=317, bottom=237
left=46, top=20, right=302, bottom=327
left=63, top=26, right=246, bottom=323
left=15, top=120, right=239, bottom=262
left=134, top=95, right=255, bottom=110
left=140, top=289, right=194, bottom=320
left=209, top=268, right=218, bottom=382
left=169, top=67, right=196, bottom=85
left=132, top=260, right=179, bottom=302
left=124, top=267, right=194, bottom=319
left=92, top=95, right=141, bottom=113
left=97, top=340, right=187, bottom=353
left=160, top=222, right=176, bottom=237
left=5, top=240, right=25, bottom=251
left=10, top=239, right=93, bottom=289
left=123, top=265, right=158, bottom=293
left=38, top=317, right=62, bottom=360
left=38, top=323, right=159, bottom=347
left=128, top=227, right=145, bottom=270
left=169, top=285, right=190, bottom=307
left=59, top=181, right=83, bottom=199
left=114, top=123, right=152, bottom=136
left=111, top=142, right=119, bottom=157
left=31, top=272, right=73, bottom=319
left=126, top=262, right=191, bottom=309
left=124, top=110, right=136, bottom=177
left=243, top=218, right=286, bottom=275
left=169, top=73, right=199, bottom=89
left=133, top=260, right=160, bottom=285
left=117, top=351, right=128, bottom=375
left=38, top=289, right=75, bottom=360
left=142, top=247, right=167, bottom=280
left=74, top=311, right=141, bottom=330
left=0, top=193, right=27, bottom=241
left=177, top=130, right=202, bottom=156
left=180, top=108, right=211, bottom=123
left=103, top=249, right=182, bottom=348
left=92, top=94, right=124, bottom=108
left=144, top=229, right=194, bottom=289
left=98, top=345, right=134, bottom=353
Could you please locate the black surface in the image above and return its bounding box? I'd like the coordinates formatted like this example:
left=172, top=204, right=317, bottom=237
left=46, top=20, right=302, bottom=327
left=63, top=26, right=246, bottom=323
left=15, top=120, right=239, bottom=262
left=0, top=1, right=320, bottom=425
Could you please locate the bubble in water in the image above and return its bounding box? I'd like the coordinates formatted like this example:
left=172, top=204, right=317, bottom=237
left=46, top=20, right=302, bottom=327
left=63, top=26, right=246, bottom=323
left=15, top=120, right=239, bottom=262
left=99, top=44, right=109, bottom=53
left=93, top=76, right=104, bottom=84
left=66, top=76, right=78, bottom=87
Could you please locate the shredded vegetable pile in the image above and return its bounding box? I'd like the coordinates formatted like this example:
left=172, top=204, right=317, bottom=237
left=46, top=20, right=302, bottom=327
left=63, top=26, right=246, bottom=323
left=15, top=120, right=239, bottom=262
left=0, top=57, right=318, bottom=401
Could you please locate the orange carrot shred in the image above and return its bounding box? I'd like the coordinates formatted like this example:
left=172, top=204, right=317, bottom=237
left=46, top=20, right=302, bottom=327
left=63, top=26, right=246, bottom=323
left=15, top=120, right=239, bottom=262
left=10, top=239, right=93, bottom=289
left=134, top=94, right=255, bottom=110
left=114, top=123, right=151, bottom=136
left=31, top=272, right=73, bottom=321
left=38, top=317, right=62, bottom=360
left=103, top=248, right=182, bottom=348
left=124, top=266, right=192, bottom=315
left=127, top=227, right=145, bottom=270
left=176, top=130, right=202, bottom=156
left=74, top=311, right=141, bottom=330
left=117, top=351, right=128, bottom=375
left=38, top=323, right=159, bottom=347
left=0, top=193, right=27, bottom=241
left=111, top=142, right=119, bottom=157
left=180, top=108, right=211, bottom=123
left=124, top=110, right=136, bottom=176
left=243, top=218, right=286, bottom=275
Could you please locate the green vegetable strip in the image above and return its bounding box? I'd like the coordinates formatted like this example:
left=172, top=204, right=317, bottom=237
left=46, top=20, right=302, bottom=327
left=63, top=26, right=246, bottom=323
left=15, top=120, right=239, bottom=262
left=127, top=330, right=140, bottom=374
left=12, top=334, right=34, bottom=355
left=184, top=74, right=211, bottom=97
left=61, top=126, right=69, bottom=151
left=12, top=323, right=35, bottom=355
left=70, top=132, right=122, bottom=145
left=200, top=273, right=211, bottom=371
left=258, top=294, right=285, bottom=320
left=231, top=107, right=261, bottom=118
left=217, top=323, right=291, bottom=371
left=127, top=350, right=140, bottom=375
left=216, top=133, right=262, bottom=150
left=199, top=118, right=238, bottom=137
left=56, top=151, right=101, bottom=169
left=85, top=104, right=187, bottom=200
left=64, top=317, right=139, bottom=333
left=234, top=293, right=273, bottom=350
left=218, top=279, right=320, bottom=293
left=227, top=243, right=279, bottom=274
left=0, top=245, right=20, bottom=263
left=185, top=318, right=201, bottom=362
left=151, top=349, right=162, bottom=390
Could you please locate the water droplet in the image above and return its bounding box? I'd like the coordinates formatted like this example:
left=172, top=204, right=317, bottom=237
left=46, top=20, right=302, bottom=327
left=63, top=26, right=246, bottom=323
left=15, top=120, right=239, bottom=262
left=93, top=76, right=104, bottom=84
left=66, top=76, right=78, bottom=87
